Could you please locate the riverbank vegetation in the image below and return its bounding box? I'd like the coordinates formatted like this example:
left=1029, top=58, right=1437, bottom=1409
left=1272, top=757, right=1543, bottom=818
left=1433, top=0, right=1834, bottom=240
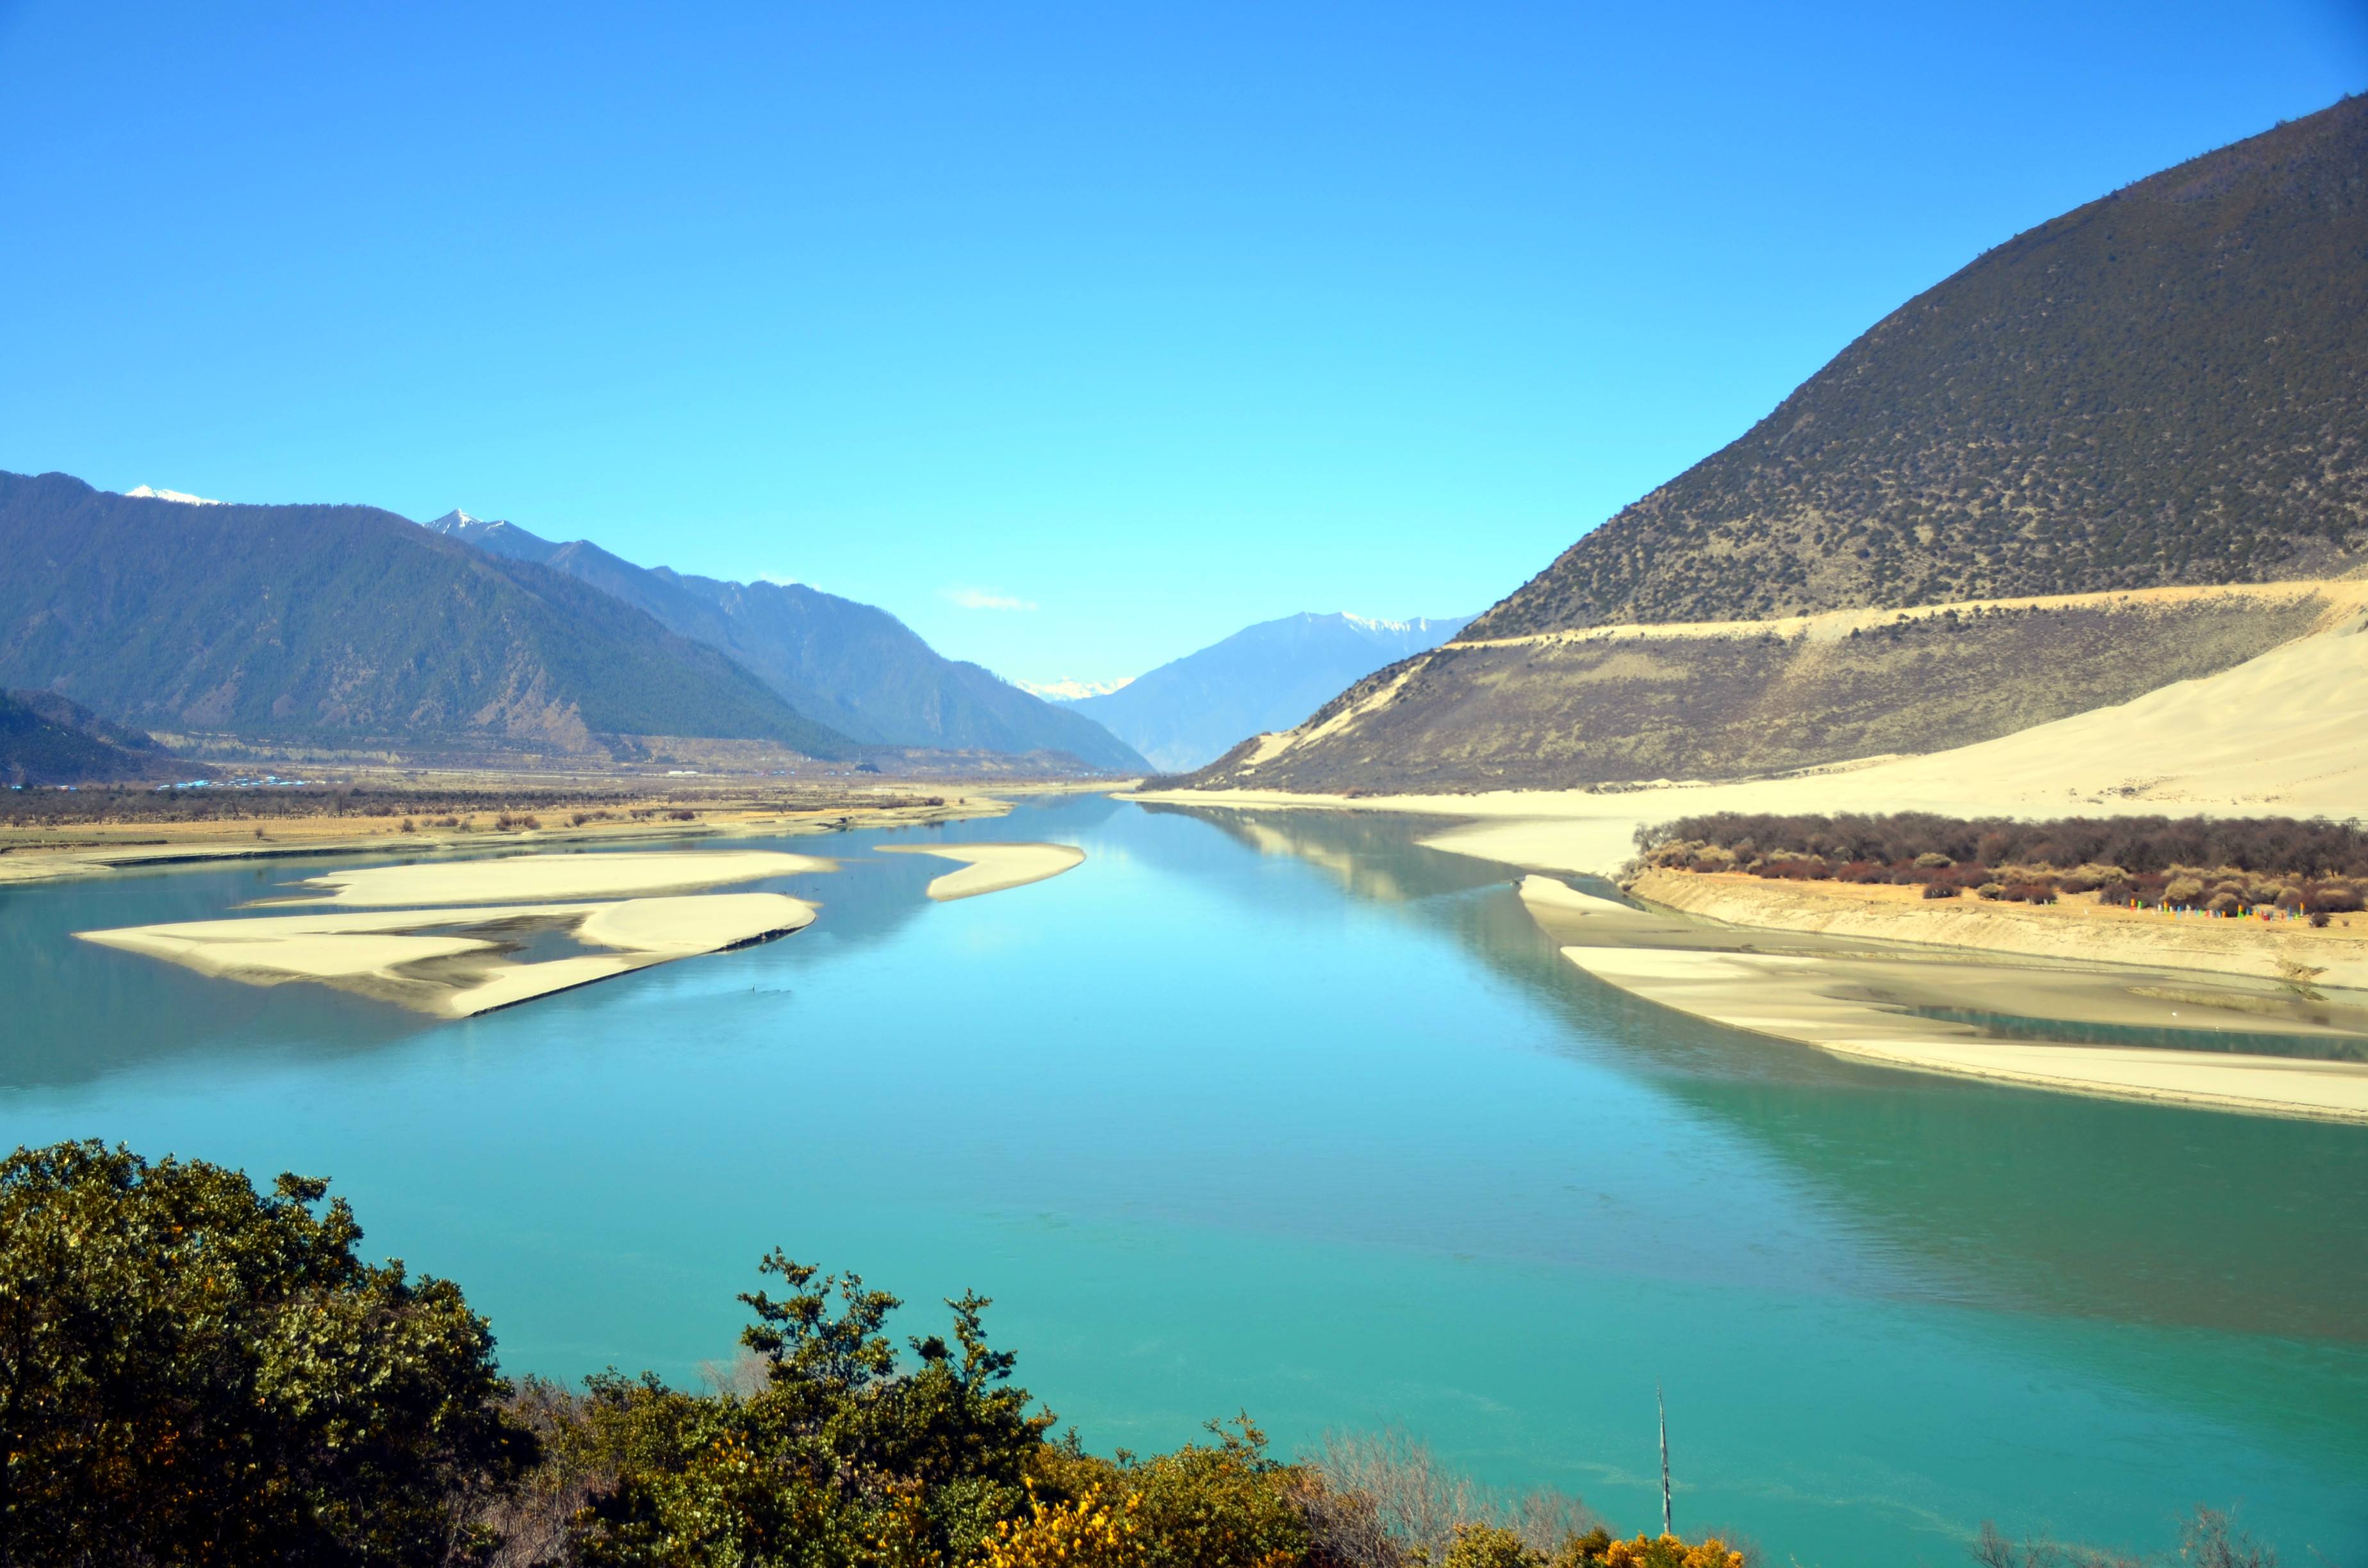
left=1636, top=813, right=2368, bottom=920
left=0, top=780, right=958, bottom=833
left=0, top=1142, right=2272, bottom=1567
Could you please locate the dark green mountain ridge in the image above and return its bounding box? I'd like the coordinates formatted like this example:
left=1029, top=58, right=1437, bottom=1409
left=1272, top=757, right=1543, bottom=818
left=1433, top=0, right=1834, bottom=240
left=0, top=472, right=856, bottom=761
left=1, top=688, right=176, bottom=787
left=1470, top=93, right=2368, bottom=639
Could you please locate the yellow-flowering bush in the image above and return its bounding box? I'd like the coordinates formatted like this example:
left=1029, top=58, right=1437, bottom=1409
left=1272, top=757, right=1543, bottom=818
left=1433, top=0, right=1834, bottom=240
left=1444, top=1522, right=1545, bottom=1567
left=1599, top=1531, right=1745, bottom=1568
left=983, top=1484, right=1143, bottom=1568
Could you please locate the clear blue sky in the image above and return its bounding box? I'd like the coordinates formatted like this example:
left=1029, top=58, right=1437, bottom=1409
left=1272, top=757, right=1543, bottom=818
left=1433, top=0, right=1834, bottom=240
left=3, top=3, right=2361, bottom=687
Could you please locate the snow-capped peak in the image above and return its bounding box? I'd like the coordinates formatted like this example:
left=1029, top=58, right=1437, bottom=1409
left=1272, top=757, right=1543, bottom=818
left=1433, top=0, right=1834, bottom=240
left=126, top=485, right=224, bottom=506
left=1017, top=676, right=1135, bottom=701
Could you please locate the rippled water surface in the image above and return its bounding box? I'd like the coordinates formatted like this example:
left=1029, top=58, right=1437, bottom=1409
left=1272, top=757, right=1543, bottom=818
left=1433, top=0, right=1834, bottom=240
left=4, top=794, right=2364, bottom=1565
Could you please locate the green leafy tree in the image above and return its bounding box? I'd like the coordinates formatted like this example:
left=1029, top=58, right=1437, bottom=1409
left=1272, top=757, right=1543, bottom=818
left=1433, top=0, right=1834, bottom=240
left=1120, top=1416, right=1310, bottom=1568
left=571, top=1251, right=1055, bottom=1567
left=1445, top=1523, right=1544, bottom=1568
left=0, top=1139, right=530, bottom=1567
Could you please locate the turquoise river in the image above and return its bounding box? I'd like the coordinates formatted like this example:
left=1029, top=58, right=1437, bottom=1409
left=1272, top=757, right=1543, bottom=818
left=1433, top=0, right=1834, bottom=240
left=3, top=794, right=2363, bottom=1565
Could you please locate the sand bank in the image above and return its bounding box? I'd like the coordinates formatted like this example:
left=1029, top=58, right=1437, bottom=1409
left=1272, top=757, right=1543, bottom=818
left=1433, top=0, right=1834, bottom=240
left=1511, top=874, right=2368, bottom=1122
left=1133, top=608, right=2368, bottom=881
left=1629, top=869, right=2368, bottom=990
left=77, top=892, right=815, bottom=1017
left=877, top=842, right=1085, bottom=901
left=0, top=793, right=1012, bottom=890
left=1562, top=945, right=2368, bottom=1123
left=1515, top=874, right=1647, bottom=920
left=277, top=849, right=831, bottom=907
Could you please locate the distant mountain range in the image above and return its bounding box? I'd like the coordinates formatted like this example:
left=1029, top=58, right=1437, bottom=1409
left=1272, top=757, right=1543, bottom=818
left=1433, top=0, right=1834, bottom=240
left=1, top=687, right=176, bottom=787
left=1060, top=612, right=1470, bottom=773
left=1, top=471, right=855, bottom=764
left=0, top=471, right=1149, bottom=776
left=421, top=511, right=1147, bottom=773
left=1178, top=96, right=2368, bottom=795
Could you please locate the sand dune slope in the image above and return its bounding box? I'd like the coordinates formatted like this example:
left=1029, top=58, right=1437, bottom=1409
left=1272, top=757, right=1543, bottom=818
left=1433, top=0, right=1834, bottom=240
left=1149, top=609, right=2368, bottom=878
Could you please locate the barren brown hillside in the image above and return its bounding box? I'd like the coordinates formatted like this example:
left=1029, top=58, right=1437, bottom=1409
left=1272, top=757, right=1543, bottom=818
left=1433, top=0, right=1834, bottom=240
left=1180, top=582, right=2363, bottom=793
left=1471, top=95, right=2368, bottom=638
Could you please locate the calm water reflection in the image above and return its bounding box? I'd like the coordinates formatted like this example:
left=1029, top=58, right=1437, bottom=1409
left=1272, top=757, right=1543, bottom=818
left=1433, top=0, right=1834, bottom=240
left=3, top=794, right=2362, bottom=1565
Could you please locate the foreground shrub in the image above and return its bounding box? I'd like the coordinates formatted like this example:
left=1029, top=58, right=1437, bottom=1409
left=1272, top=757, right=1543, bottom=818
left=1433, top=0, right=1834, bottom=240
left=1593, top=1535, right=1746, bottom=1568
left=1298, top=1428, right=1604, bottom=1567
left=0, top=1141, right=530, bottom=1567
left=1970, top=1504, right=2273, bottom=1567
left=1123, top=1417, right=1312, bottom=1568
left=0, top=1140, right=2292, bottom=1568
left=983, top=1483, right=1141, bottom=1568
left=568, top=1252, right=1051, bottom=1566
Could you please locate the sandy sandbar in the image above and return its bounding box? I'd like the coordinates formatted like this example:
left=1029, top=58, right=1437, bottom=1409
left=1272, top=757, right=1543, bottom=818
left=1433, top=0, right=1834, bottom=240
left=78, top=892, right=814, bottom=1017
left=876, top=842, right=1085, bottom=901
left=1514, top=875, right=2368, bottom=1123
left=275, top=849, right=832, bottom=908
left=1629, top=868, right=2368, bottom=990
left=1563, top=944, right=2368, bottom=1123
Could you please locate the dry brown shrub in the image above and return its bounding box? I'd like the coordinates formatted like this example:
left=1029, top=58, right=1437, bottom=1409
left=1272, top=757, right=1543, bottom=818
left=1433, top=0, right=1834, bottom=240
left=1299, top=1428, right=1601, bottom=1568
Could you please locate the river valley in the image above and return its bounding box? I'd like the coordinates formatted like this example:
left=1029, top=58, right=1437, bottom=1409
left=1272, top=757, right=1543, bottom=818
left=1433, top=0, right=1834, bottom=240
left=3, top=792, right=2362, bottom=1565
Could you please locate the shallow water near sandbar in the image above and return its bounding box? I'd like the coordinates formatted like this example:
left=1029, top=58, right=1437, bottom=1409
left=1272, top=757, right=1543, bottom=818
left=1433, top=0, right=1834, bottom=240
left=3, top=794, right=2364, bottom=1565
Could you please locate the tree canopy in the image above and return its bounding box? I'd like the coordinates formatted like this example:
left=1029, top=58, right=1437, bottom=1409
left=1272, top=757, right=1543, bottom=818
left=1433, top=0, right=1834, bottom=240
left=0, top=1140, right=530, bottom=1566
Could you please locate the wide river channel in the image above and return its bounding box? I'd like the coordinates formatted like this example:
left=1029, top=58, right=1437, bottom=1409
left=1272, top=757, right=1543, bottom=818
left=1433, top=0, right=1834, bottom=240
left=4, top=793, right=2364, bottom=1565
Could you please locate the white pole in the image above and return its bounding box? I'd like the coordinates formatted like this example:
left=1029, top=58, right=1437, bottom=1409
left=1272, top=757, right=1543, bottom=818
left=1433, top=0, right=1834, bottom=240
left=1658, top=1384, right=1673, bottom=1537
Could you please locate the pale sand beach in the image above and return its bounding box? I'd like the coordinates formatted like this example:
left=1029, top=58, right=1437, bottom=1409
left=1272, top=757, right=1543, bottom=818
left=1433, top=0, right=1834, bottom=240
left=1509, top=874, right=2368, bottom=1122
left=1563, top=945, right=2368, bottom=1123
left=278, top=849, right=833, bottom=907
left=877, top=842, right=1085, bottom=901
left=1136, top=608, right=2368, bottom=879
left=0, top=793, right=1010, bottom=890
left=1629, top=868, right=2368, bottom=989
left=76, top=892, right=816, bottom=1017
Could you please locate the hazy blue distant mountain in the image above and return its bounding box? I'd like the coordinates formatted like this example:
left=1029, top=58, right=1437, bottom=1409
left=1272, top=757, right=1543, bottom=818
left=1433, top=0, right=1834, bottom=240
left=0, top=473, right=855, bottom=760
left=425, top=511, right=1149, bottom=772
left=1062, top=612, right=1472, bottom=774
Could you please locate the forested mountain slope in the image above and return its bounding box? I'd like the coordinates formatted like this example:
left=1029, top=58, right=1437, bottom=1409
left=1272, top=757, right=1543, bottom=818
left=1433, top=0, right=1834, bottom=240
left=1, top=689, right=177, bottom=786
left=0, top=473, right=853, bottom=760
left=425, top=512, right=1148, bottom=772
left=1472, top=94, right=2367, bottom=639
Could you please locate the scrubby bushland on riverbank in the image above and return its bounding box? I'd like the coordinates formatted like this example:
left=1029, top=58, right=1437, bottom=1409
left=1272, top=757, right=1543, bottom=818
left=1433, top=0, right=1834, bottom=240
left=0, top=781, right=957, bottom=832
left=1971, top=1510, right=2277, bottom=1568
left=1635, top=813, right=2368, bottom=918
left=0, top=1141, right=2269, bottom=1567
left=0, top=1141, right=1731, bottom=1568
left=0, top=1141, right=529, bottom=1565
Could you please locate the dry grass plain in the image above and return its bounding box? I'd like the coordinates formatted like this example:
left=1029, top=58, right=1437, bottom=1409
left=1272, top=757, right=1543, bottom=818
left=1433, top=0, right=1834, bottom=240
left=0, top=769, right=1064, bottom=887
